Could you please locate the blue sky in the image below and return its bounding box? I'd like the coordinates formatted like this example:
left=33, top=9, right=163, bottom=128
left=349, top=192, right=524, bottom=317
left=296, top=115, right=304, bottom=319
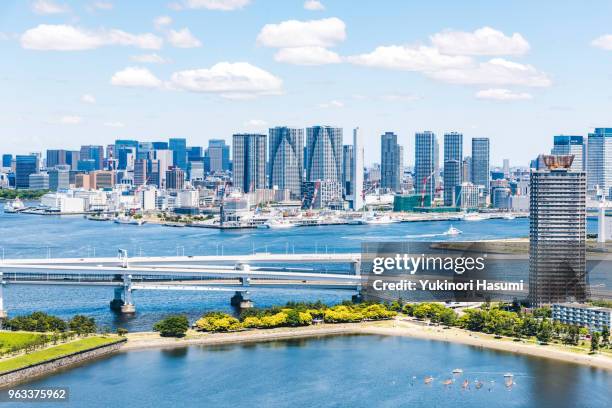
left=1, top=0, right=612, bottom=166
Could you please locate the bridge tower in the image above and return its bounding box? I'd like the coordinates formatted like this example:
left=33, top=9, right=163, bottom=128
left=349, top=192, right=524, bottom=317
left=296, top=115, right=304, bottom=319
left=109, top=249, right=136, bottom=314
left=0, top=272, right=7, bottom=320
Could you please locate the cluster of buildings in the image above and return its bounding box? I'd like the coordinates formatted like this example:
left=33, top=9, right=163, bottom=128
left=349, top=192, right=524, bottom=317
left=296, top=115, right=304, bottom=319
left=0, top=127, right=611, bottom=216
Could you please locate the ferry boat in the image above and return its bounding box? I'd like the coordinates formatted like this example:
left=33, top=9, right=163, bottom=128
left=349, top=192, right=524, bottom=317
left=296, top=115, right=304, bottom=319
left=445, top=226, right=462, bottom=236
left=3, top=198, right=25, bottom=213
left=462, top=212, right=487, bottom=222
left=114, top=215, right=146, bottom=226
left=87, top=214, right=111, bottom=221
left=258, top=219, right=295, bottom=229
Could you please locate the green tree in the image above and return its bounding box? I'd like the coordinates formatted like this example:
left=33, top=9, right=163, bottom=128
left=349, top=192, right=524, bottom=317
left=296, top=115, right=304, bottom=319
left=117, top=328, right=128, bottom=336
left=153, top=315, right=189, bottom=337
left=591, top=332, right=601, bottom=353
left=601, top=326, right=609, bottom=346
left=537, top=319, right=553, bottom=344
left=69, top=315, right=97, bottom=335
left=564, top=325, right=580, bottom=346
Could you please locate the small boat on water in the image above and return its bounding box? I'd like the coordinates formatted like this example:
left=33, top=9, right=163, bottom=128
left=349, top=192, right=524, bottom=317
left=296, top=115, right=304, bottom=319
left=445, top=226, right=462, bottom=236
left=3, top=198, right=25, bottom=213
left=462, top=212, right=487, bottom=221
left=114, top=216, right=145, bottom=226
left=442, top=378, right=453, bottom=386
left=364, top=215, right=400, bottom=225
left=503, top=373, right=514, bottom=378
left=475, top=380, right=483, bottom=389
left=462, top=380, right=470, bottom=389
left=452, top=368, right=463, bottom=374
left=503, top=213, right=516, bottom=220
left=87, top=214, right=111, bottom=221
left=424, top=376, right=434, bottom=384
left=258, top=219, right=295, bottom=229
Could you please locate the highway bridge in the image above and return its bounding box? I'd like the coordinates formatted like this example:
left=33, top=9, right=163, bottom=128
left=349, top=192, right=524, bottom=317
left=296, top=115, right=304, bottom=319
left=0, top=250, right=363, bottom=315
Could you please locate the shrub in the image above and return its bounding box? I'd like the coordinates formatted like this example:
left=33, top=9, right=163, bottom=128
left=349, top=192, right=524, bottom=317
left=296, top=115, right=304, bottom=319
left=195, top=313, right=241, bottom=332
left=153, top=315, right=189, bottom=337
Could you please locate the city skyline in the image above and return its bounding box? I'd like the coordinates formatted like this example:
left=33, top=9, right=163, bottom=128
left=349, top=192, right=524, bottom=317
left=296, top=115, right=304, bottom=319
left=3, top=1, right=612, bottom=165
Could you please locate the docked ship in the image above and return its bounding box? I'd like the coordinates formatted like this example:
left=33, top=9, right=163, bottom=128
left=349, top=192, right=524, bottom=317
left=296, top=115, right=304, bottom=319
left=114, top=215, right=146, bottom=226
left=3, top=198, right=25, bottom=213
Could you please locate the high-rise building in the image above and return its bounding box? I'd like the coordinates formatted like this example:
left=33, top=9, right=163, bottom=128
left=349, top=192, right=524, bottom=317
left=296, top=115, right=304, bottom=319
left=454, top=182, right=483, bottom=209
left=48, top=168, right=69, bottom=191
left=46, top=149, right=68, bottom=168
left=305, top=126, right=343, bottom=184
left=153, top=149, right=174, bottom=188
left=134, top=159, right=148, bottom=186
left=587, top=128, right=612, bottom=196
left=268, top=127, right=304, bottom=199
left=2, top=154, right=12, bottom=168
left=443, top=132, right=463, bottom=206
left=350, top=127, right=365, bottom=211
left=79, top=145, right=104, bottom=170
left=206, top=139, right=230, bottom=173
left=529, top=155, right=587, bottom=306
left=28, top=173, right=49, bottom=190
left=471, top=137, right=490, bottom=195
left=342, top=145, right=354, bottom=196
left=166, top=167, right=185, bottom=190
left=503, top=159, right=510, bottom=178
left=15, top=155, right=39, bottom=189
left=169, top=138, right=188, bottom=170
left=232, top=134, right=266, bottom=193
left=414, top=131, right=439, bottom=204
left=380, top=132, right=403, bottom=192
left=187, top=146, right=203, bottom=162
left=552, top=135, right=584, bottom=172
left=66, top=151, right=80, bottom=170
left=462, top=156, right=472, bottom=183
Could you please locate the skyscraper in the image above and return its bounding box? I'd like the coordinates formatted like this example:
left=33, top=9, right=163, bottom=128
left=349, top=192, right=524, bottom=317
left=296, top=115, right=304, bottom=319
left=48, top=168, right=69, bottom=191
left=232, top=134, right=267, bottom=193
left=380, top=132, right=403, bottom=192
left=114, top=140, right=138, bottom=170
left=169, top=138, right=188, bottom=170
left=414, top=131, right=439, bottom=203
left=305, top=126, right=343, bottom=183
left=268, top=127, right=304, bottom=199
left=166, top=167, right=185, bottom=190
left=206, top=139, right=230, bottom=173
left=15, top=155, right=39, bottom=189
left=443, top=132, right=463, bottom=206
left=79, top=145, right=104, bottom=170
left=2, top=154, right=12, bottom=168
left=503, top=159, right=510, bottom=178
left=587, top=128, right=612, bottom=196
left=529, top=155, right=587, bottom=306
left=342, top=145, right=354, bottom=196
left=471, top=137, right=490, bottom=195
left=46, top=149, right=67, bottom=168
left=134, top=159, right=148, bottom=186
left=552, top=135, right=584, bottom=172
left=350, top=127, right=365, bottom=211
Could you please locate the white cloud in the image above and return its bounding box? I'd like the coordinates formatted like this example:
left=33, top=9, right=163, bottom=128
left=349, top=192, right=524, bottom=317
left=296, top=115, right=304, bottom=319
left=58, top=115, right=82, bottom=125
left=92, top=1, right=113, bottom=10
left=274, top=46, right=341, bottom=65
left=81, top=94, right=96, bottom=104
left=591, top=34, right=612, bottom=50
left=21, top=24, right=163, bottom=51
left=428, top=58, right=551, bottom=87
left=104, top=121, right=125, bottom=127
left=169, top=62, right=283, bottom=98
left=110, top=67, right=163, bottom=88
left=430, top=27, right=530, bottom=56
left=304, top=0, right=324, bottom=11
left=167, top=28, right=202, bottom=48
left=475, top=88, right=533, bottom=101
left=154, top=16, right=173, bottom=29
left=131, top=53, right=169, bottom=64
left=318, top=100, right=344, bottom=108
left=347, top=45, right=471, bottom=71
left=32, top=0, right=70, bottom=15
left=257, top=17, right=346, bottom=48
left=244, top=119, right=267, bottom=127
left=175, top=0, right=250, bottom=10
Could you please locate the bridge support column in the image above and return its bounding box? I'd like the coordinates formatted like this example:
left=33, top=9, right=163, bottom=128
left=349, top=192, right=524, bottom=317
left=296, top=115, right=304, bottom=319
left=230, top=291, right=253, bottom=309
left=109, top=287, right=124, bottom=311
left=350, top=260, right=364, bottom=304
left=0, top=272, right=7, bottom=320
left=121, top=274, right=136, bottom=314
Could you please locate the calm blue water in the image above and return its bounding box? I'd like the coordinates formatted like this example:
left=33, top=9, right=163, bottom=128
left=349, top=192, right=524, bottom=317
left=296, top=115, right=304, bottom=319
left=2, top=335, right=610, bottom=408
left=0, top=209, right=537, bottom=331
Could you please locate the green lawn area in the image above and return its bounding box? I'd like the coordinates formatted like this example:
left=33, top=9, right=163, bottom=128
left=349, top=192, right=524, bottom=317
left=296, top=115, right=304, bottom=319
left=0, top=332, right=46, bottom=354
left=0, top=336, right=123, bottom=373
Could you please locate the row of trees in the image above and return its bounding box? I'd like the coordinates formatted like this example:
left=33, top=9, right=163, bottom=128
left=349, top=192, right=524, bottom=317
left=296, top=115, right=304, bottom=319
left=0, top=189, right=48, bottom=200
left=0, top=331, right=83, bottom=357
left=402, top=302, right=610, bottom=351
left=152, top=302, right=398, bottom=337
left=4, top=312, right=97, bottom=336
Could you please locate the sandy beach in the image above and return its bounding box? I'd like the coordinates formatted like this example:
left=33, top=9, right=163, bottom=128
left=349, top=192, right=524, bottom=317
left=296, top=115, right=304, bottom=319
left=122, top=318, right=612, bottom=370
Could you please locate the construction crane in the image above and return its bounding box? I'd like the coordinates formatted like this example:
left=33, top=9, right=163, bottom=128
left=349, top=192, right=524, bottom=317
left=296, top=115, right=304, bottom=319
left=420, top=170, right=436, bottom=207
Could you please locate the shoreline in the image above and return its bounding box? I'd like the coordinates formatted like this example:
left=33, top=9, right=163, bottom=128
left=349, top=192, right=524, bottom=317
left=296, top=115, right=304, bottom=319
left=122, top=319, right=612, bottom=371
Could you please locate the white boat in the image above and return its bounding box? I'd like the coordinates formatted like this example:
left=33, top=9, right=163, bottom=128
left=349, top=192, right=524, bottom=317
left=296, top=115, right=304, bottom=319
left=503, top=213, right=516, bottom=220
left=445, top=225, right=462, bottom=235
left=259, top=219, right=295, bottom=229
left=462, top=212, right=487, bottom=221
left=452, top=368, right=463, bottom=374
left=503, top=373, right=514, bottom=378
left=364, top=215, right=400, bottom=225
left=3, top=198, right=25, bottom=213
left=114, top=216, right=145, bottom=225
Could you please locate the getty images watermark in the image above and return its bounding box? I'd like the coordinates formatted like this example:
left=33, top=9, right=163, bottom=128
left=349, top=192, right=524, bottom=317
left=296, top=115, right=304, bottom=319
left=361, top=242, right=528, bottom=302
